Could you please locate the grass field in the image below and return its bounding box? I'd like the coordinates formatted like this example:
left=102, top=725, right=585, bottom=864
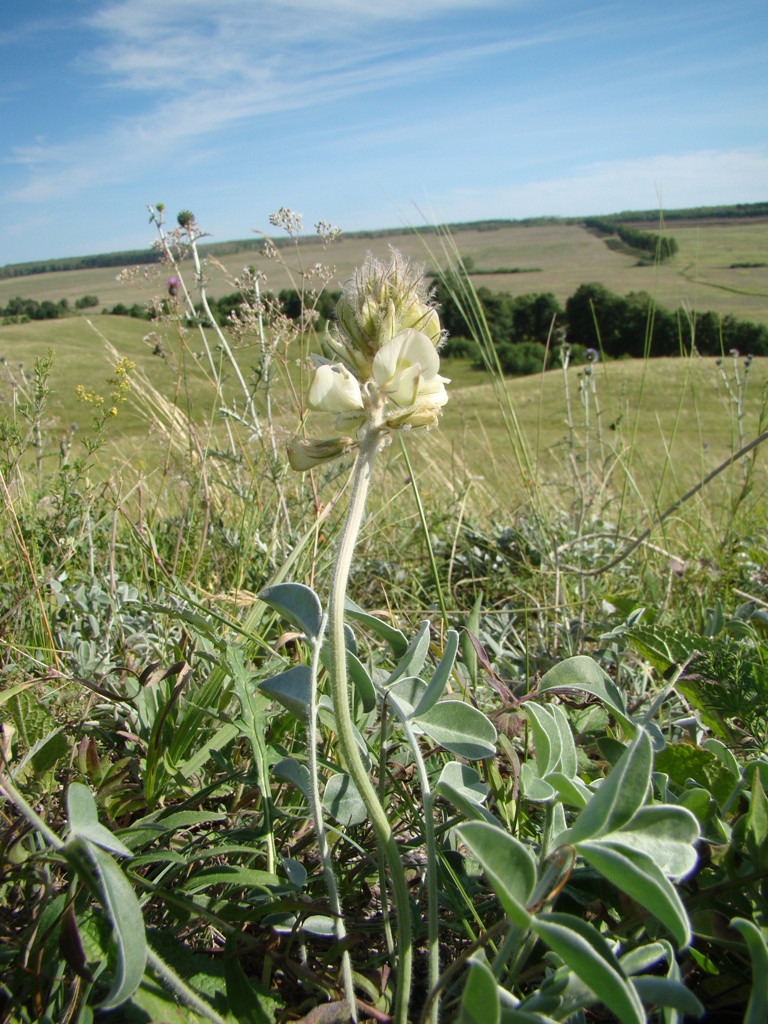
left=3, top=314, right=765, bottom=527
left=2, top=216, right=767, bottom=325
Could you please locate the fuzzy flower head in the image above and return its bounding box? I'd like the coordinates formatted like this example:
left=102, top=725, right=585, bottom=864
left=288, top=251, right=450, bottom=472
left=329, top=249, right=442, bottom=378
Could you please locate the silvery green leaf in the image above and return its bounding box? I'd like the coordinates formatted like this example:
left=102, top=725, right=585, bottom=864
left=458, top=957, right=501, bottom=1024
left=84, top=843, right=147, bottom=1009
left=412, top=630, right=459, bottom=717
left=272, top=757, right=310, bottom=800
left=576, top=840, right=691, bottom=948
left=414, top=700, right=497, bottom=760
left=386, top=620, right=432, bottom=685
left=344, top=597, right=408, bottom=657
left=323, top=772, right=368, bottom=826
left=612, top=805, right=700, bottom=880
left=523, top=703, right=563, bottom=777
left=258, top=666, right=311, bottom=719
left=455, top=822, right=536, bottom=930
left=386, top=676, right=428, bottom=719
left=67, top=783, right=132, bottom=858
left=258, top=582, right=323, bottom=639
left=560, top=729, right=653, bottom=845
left=437, top=763, right=498, bottom=824
left=532, top=913, right=644, bottom=1024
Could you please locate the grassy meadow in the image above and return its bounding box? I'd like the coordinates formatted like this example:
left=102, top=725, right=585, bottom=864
left=2, top=219, right=768, bottom=1024
left=2, top=215, right=768, bottom=325
left=3, top=313, right=766, bottom=517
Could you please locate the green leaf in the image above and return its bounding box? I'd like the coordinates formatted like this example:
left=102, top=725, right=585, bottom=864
left=519, top=761, right=557, bottom=803
left=618, top=942, right=667, bottom=976
left=625, top=625, right=696, bottom=673
left=551, top=704, right=578, bottom=778
left=415, top=700, right=497, bottom=760
left=386, top=619, right=432, bottom=685
left=258, top=582, right=323, bottom=639
left=68, top=783, right=133, bottom=857
left=257, top=666, right=311, bottom=719
left=731, top=918, right=768, bottom=1024
left=532, top=912, right=644, bottom=1024
left=320, top=642, right=375, bottom=712
left=455, top=821, right=536, bottom=929
left=576, top=840, right=691, bottom=948
left=458, top=958, right=500, bottom=1024
left=323, top=772, right=368, bottom=827
left=437, top=763, right=498, bottom=825
left=744, top=769, right=768, bottom=860
left=654, top=743, right=736, bottom=809
left=183, top=865, right=283, bottom=894
left=538, top=656, right=631, bottom=731
left=523, top=703, right=561, bottom=776
left=175, top=722, right=240, bottom=780
left=347, top=649, right=376, bottom=713
left=561, top=729, right=652, bottom=845
left=84, top=842, right=147, bottom=1008
left=13, top=726, right=70, bottom=782
left=545, top=772, right=591, bottom=808
left=412, top=629, right=459, bottom=717
left=631, top=976, right=704, bottom=1018
left=438, top=762, right=490, bottom=804
left=386, top=676, right=428, bottom=718
left=613, top=805, right=699, bottom=880
left=344, top=598, right=408, bottom=658
left=272, top=757, right=310, bottom=800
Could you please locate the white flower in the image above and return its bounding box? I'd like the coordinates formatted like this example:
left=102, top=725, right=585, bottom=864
left=308, top=363, right=364, bottom=414
left=373, top=329, right=449, bottom=426
left=307, top=328, right=449, bottom=429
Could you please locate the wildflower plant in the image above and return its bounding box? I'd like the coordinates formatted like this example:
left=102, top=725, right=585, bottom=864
left=264, top=252, right=461, bottom=1022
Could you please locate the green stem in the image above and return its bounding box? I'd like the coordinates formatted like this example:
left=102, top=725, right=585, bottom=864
left=308, top=612, right=357, bottom=1018
left=0, top=773, right=63, bottom=851
left=398, top=713, right=440, bottom=1024
left=328, top=424, right=412, bottom=1024
left=377, top=709, right=395, bottom=958
left=147, top=947, right=229, bottom=1024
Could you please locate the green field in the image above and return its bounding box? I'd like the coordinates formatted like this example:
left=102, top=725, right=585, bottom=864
left=2, top=216, right=767, bottom=325
left=2, top=314, right=765, bottom=523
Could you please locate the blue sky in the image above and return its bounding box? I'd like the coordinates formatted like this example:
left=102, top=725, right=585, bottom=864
left=2, top=0, right=766, bottom=264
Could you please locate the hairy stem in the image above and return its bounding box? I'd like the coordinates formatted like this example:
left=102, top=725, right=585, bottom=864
left=327, top=424, right=413, bottom=1024
left=308, top=611, right=357, bottom=1018
left=398, top=712, right=440, bottom=1024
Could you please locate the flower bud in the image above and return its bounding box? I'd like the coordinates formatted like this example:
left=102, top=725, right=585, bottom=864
left=331, top=250, right=441, bottom=372
left=287, top=436, right=355, bottom=472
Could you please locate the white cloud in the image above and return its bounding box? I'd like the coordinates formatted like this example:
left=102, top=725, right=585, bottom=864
left=431, top=150, right=768, bottom=221
left=6, top=1, right=583, bottom=204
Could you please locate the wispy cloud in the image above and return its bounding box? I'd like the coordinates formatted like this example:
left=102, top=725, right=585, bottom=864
left=6, top=0, right=595, bottom=203
left=432, top=150, right=768, bottom=221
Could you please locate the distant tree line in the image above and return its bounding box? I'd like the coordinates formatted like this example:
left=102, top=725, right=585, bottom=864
left=5, top=281, right=766, bottom=378
left=1, top=294, right=100, bottom=324
left=1, top=296, right=70, bottom=323
left=584, top=219, right=678, bottom=262
left=431, top=277, right=768, bottom=376
left=565, top=283, right=768, bottom=359
left=2, top=202, right=766, bottom=280
left=590, top=202, right=768, bottom=224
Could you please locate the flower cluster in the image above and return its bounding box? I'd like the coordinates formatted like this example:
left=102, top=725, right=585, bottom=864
left=288, top=250, right=449, bottom=472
